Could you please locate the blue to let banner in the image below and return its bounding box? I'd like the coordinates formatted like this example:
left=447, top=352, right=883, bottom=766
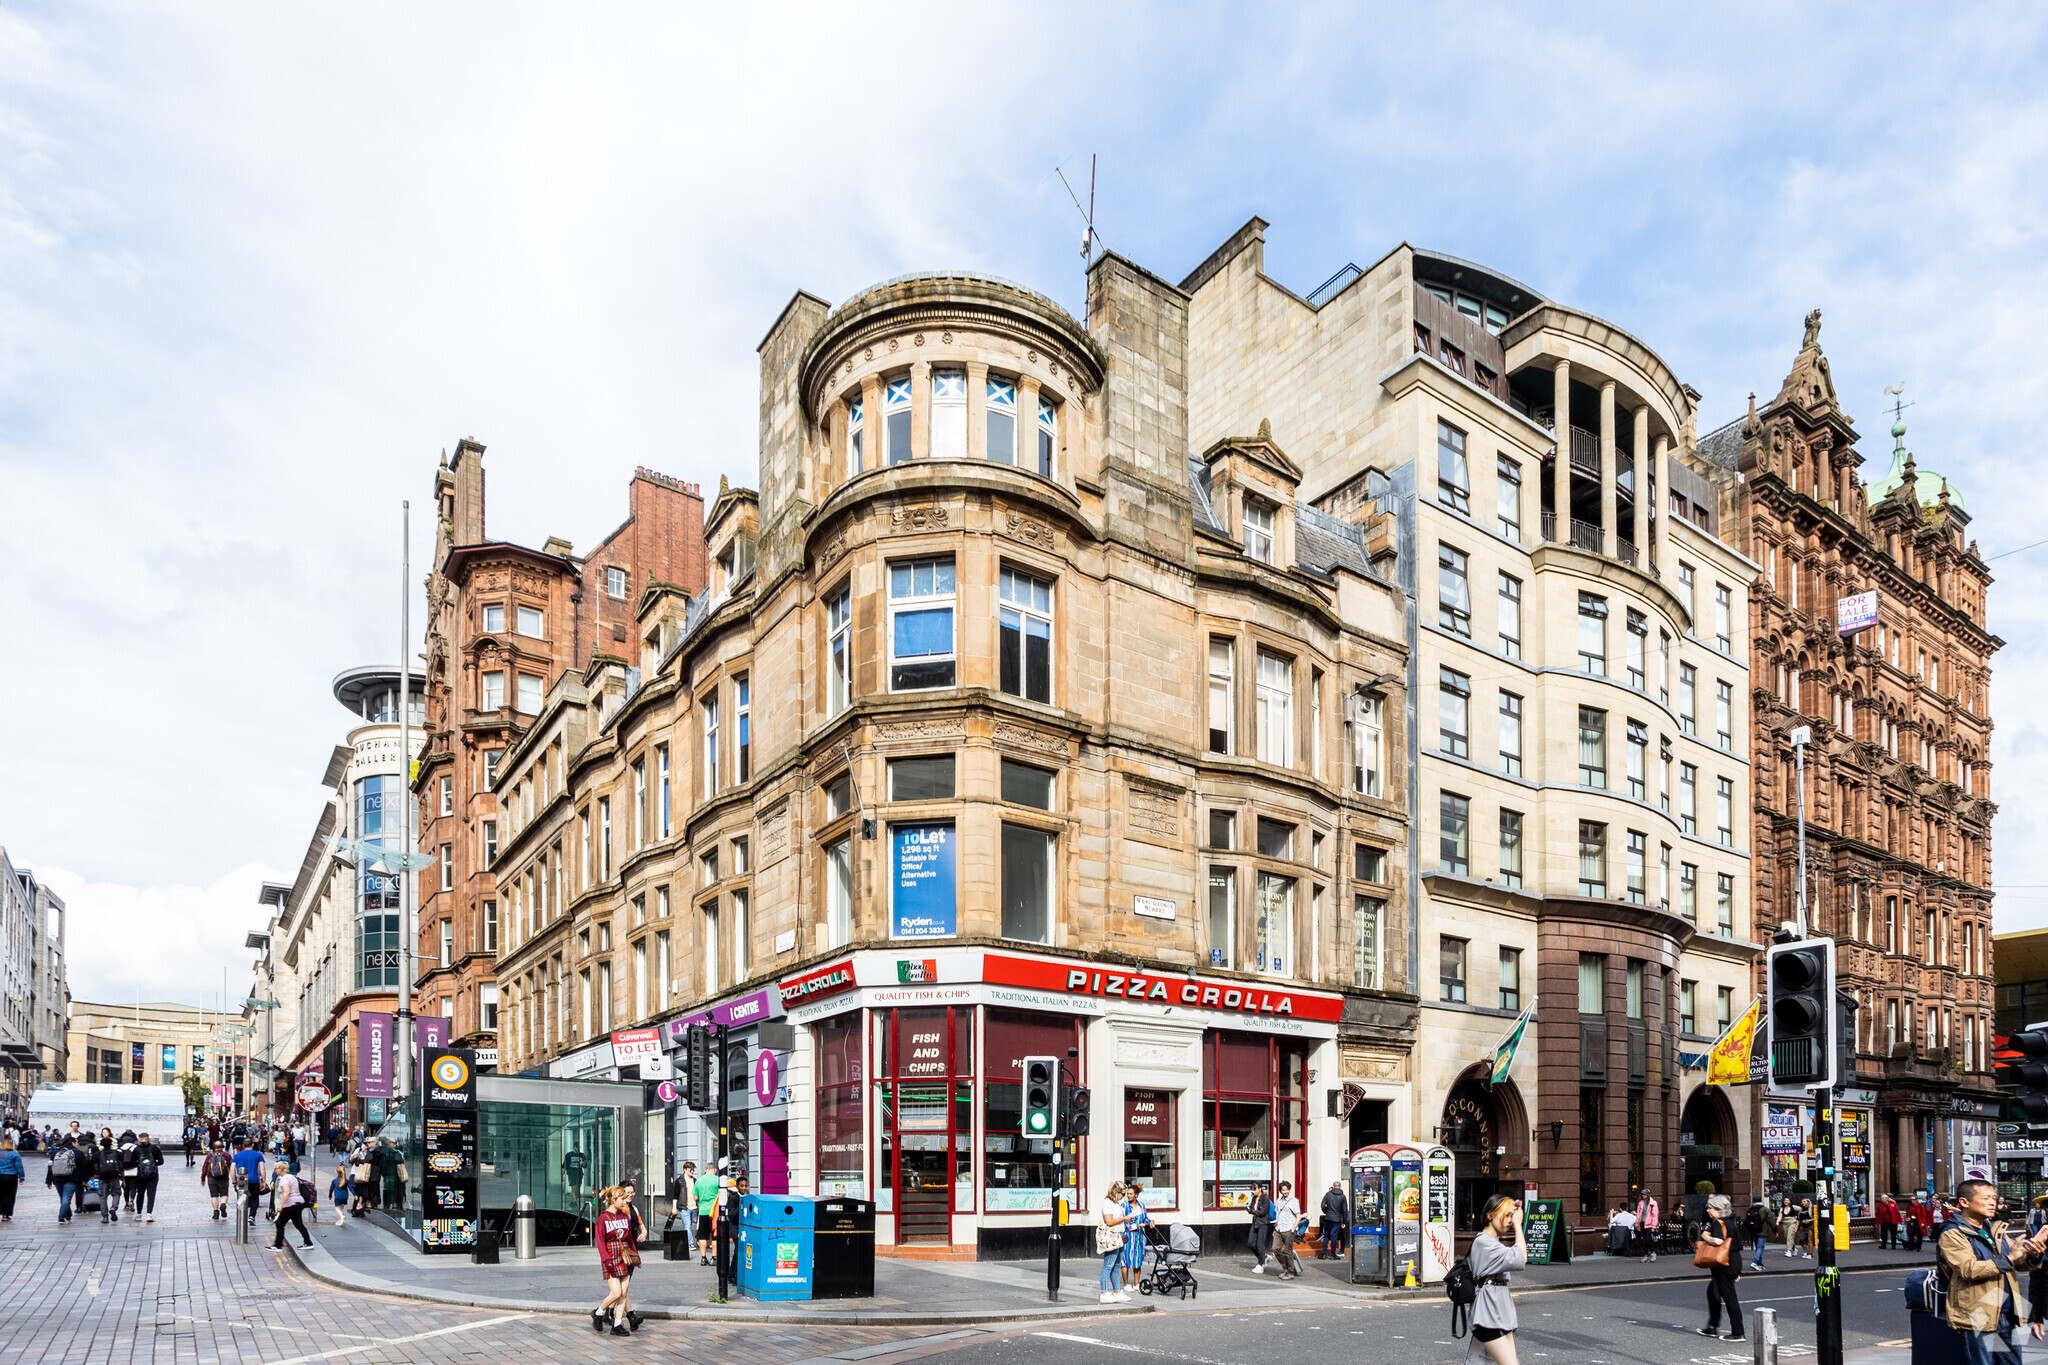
left=893, top=823, right=956, bottom=939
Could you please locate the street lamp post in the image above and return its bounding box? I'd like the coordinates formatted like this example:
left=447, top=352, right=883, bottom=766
left=396, top=500, right=415, bottom=1104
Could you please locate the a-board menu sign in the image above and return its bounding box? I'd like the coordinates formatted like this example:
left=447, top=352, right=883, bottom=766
left=1521, top=1198, right=1567, bottom=1265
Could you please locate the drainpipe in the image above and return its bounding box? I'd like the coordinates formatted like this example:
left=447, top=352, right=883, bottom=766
left=1381, top=463, right=1423, bottom=1034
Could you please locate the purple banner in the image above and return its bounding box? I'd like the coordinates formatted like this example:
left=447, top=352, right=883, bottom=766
left=664, top=988, right=779, bottom=1044
left=357, top=1011, right=393, bottom=1100
left=354, top=1011, right=451, bottom=1100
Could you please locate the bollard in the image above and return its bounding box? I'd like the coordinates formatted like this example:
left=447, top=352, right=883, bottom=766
left=513, top=1194, right=538, bottom=1260
left=1751, top=1307, right=1778, bottom=1365
left=235, top=1196, right=250, bottom=1245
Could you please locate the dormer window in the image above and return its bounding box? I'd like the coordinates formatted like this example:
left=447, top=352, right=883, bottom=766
left=986, top=376, right=1017, bottom=463
left=1243, top=500, right=1275, bottom=565
left=884, top=377, right=913, bottom=464
left=932, top=369, right=967, bottom=459
left=848, top=396, right=864, bottom=474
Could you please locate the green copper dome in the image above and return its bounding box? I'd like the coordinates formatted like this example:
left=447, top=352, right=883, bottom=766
left=1865, top=421, right=1962, bottom=512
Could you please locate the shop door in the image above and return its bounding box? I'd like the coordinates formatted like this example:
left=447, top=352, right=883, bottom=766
left=896, top=1081, right=952, bottom=1242
left=760, top=1122, right=789, bottom=1195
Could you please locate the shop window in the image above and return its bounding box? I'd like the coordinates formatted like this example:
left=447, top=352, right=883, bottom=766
left=984, top=1009, right=1084, bottom=1212
left=1123, top=1090, right=1178, bottom=1211
left=875, top=1007, right=975, bottom=1228
left=1202, top=1031, right=1310, bottom=1209
left=816, top=1013, right=866, bottom=1198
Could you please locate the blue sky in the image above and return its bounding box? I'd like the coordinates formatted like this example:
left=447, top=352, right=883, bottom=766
left=3, top=4, right=2045, bottom=1005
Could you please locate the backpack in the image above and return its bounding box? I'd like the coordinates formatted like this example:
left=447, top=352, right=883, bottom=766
left=204, top=1152, right=231, bottom=1180
left=1444, top=1256, right=1477, bottom=1338
left=96, top=1148, right=121, bottom=1177
left=50, top=1145, right=77, bottom=1178
left=137, top=1149, right=160, bottom=1180
left=299, top=1176, right=317, bottom=1207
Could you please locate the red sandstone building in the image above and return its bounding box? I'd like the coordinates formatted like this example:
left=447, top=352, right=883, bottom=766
left=1702, top=314, right=2000, bottom=1206
left=410, top=439, right=707, bottom=1058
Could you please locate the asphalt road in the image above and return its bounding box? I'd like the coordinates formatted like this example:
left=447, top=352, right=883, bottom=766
left=938, top=1268, right=1921, bottom=1365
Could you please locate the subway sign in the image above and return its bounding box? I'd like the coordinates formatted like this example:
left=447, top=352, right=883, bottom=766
left=984, top=953, right=1344, bottom=1022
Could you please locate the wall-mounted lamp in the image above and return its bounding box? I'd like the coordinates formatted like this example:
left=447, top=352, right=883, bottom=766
left=1550, top=1120, right=1564, bottom=1149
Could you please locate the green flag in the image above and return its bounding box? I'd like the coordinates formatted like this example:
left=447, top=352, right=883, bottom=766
left=1490, top=1005, right=1535, bottom=1086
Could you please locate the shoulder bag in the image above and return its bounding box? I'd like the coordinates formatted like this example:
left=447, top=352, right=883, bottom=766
left=1095, top=1218, right=1126, bottom=1255
left=1694, top=1220, right=1731, bottom=1268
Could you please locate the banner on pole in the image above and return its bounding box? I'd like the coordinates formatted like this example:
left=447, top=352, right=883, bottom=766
left=1489, top=1005, right=1535, bottom=1086
left=1707, top=996, right=1765, bottom=1085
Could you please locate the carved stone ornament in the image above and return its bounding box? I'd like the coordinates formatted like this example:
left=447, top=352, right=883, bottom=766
left=891, top=501, right=950, bottom=532
left=815, top=530, right=850, bottom=572
left=992, top=721, right=1068, bottom=756
left=865, top=347, right=874, bottom=361
left=759, top=802, right=791, bottom=867
left=1001, top=507, right=1054, bottom=550
left=915, top=333, right=925, bottom=347
left=877, top=718, right=964, bottom=740
left=888, top=338, right=899, bottom=353
left=942, top=332, right=953, bottom=345
left=1116, top=1038, right=1193, bottom=1070
left=1125, top=777, right=1182, bottom=843
left=1027, top=349, right=1038, bottom=363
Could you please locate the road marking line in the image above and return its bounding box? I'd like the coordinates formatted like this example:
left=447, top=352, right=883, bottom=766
left=255, top=1312, right=533, bottom=1365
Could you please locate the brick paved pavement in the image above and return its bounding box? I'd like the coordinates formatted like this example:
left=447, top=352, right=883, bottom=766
left=0, top=1153, right=917, bottom=1363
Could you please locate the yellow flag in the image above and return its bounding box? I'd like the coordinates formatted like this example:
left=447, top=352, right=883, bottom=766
left=1707, top=996, right=1763, bottom=1085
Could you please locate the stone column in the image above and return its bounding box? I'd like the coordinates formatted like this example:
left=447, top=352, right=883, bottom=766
left=1551, top=360, right=1571, bottom=541
left=1599, top=380, right=1618, bottom=557
left=966, top=361, right=989, bottom=462
left=1018, top=377, right=1043, bottom=475
left=860, top=374, right=882, bottom=475
left=1654, top=434, right=1673, bottom=580
left=1632, top=406, right=1650, bottom=568
left=910, top=358, right=932, bottom=461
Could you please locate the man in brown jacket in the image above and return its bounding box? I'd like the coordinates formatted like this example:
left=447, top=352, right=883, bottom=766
left=1939, top=1178, right=2048, bottom=1363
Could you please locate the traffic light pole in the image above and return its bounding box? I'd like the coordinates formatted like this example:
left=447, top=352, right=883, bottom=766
left=716, top=1022, right=731, bottom=1304
left=1792, top=729, right=1843, bottom=1365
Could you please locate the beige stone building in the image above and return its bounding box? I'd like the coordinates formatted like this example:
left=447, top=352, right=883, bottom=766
left=1180, top=222, right=1759, bottom=1247
left=66, top=1000, right=223, bottom=1097
left=489, top=264, right=1415, bottom=1255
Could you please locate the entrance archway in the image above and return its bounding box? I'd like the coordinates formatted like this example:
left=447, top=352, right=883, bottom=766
left=1679, top=1084, right=1739, bottom=1199
left=1440, top=1066, right=1531, bottom=1231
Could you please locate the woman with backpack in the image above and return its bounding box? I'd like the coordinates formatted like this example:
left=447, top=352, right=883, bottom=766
left=1462, top=1193, right=1527, bottom=1363
left=94, top=1131, right=123, bottom=1223
left=271, top=1166, right=314, bottom=1249
left=1694, top=1193, right=1745, bottom=1343
left=130, top=1132, right=163, bottom=1223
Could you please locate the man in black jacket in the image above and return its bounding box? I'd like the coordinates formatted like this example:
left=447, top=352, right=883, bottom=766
left=130, top=1132, right=165, bottom=1222
left=1317, top=1181, right=1350, bottom=1259
left=94, top=1138, right=123, bottom=1223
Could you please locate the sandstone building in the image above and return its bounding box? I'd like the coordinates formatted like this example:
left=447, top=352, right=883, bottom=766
left=409, top=444, right=706, bottom=1062
left=487, top=262, right=1415, bottom=1255
left=1705, top=317, right=2000, bottom=1204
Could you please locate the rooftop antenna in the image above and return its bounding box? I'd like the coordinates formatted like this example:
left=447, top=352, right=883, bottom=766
left=1053, top=154, right=1101, bottom=322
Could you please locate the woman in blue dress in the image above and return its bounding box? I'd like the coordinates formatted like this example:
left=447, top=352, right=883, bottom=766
left=1121, top=1186, right=1151, bottom=1292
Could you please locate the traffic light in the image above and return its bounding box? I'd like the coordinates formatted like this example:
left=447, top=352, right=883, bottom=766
left=686, top=1024, right=712, bottom=1110
left=1023, top=1056, right=1058, bottom=1138
left=1766, top=938, right=1837, bottom=1087
left=2000, top=1028, right=2048, bottom=1127
left=1063, top=1085, right=1092, bottom=1137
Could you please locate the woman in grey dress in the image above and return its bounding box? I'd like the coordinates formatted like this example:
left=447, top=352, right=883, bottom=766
left=1465, top=1193, right=1528, bottom=1364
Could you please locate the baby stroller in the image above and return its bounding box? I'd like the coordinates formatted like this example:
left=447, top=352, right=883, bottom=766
left=1139, top=1222, right=1200, bottom=1299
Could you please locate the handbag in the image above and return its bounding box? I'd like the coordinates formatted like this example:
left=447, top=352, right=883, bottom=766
left=620, top=1243, right=643, bottom=1268
left=1693, top=1229, right=1731, bottom=1268
left=1095, top=1221, right=1126, bottom=1254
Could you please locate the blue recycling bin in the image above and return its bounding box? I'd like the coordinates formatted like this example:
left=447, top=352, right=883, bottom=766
left=737, top=1194, right=816, bottom=1301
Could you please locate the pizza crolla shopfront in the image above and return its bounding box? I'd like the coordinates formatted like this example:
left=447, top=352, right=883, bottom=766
left=778, top=948, right=1346, bottom=1258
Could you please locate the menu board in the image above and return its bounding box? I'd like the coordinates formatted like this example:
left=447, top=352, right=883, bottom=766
left=1391, top=1161, right=1421, bottom=1272
left=1522, top=1199, right=1566, bottom=1265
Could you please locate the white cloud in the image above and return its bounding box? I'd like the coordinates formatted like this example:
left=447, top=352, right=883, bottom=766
left=38, top=863, right=284, bottom=1010
left=4, top=2, right=2048, bottom=1007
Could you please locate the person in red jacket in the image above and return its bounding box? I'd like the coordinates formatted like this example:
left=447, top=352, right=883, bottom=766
left=590, top=1187, right=641, bottom=1337
left=1875, top=1194, right=1902, bottom=1248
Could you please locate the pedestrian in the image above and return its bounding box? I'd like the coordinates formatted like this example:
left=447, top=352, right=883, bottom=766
left=271, top=1165, right=314, bottom=1249
left=1636, top=1189, right=1661, bottom=1262
left=1940, top=1178, right=2048, bottom=1363
left=620, top=1180, right=649, bottom=1249
left=1247, top=1184, right=1274, bottom=1273
left=1780, top=1196, right=1803, bottom=1260
left=131, top=1131, right=163, bottom=1223
left=590, top=1185, right=642, bottom=1335
left=1462, top=1193, right=1527, bottom=1364
left=183, top=1124, right=198, bottom=1168
left=349, top=1148, right=375, bottom=1216
left=94, top=1131, right=123, bottom=1223
left=1097, top=1181, right=1133, bottom=1304
left=119, top=1130, right=140, bottom=1212
left=232, top=1138, right=267, bottom=1225
left=198, top=1142, right=231, bottom=1219
left=1318, top=1180, right=1350, bottom=1259
left=713, top=1172, right=748, bottom=1277
left=1121, top=1185, right=1150, bottom=1292
left=1606, top=1203, right=1636, bottom=1255
left=47, top=1133, right=81, bottom=1222
left=1694, top=1193, right=1745, bottom=1343
left=329, top=1165, right=350, bottom=1226
left=1742, top=1199, right=1768, bottom=1271
left=0, top=1136, right=22, bottom=1223
left=672, top=1160, right=697, bottom=1249
left=693, top=1161, right=720, bottom=1266
left=1269, top=1180, right=1304, bottom=1279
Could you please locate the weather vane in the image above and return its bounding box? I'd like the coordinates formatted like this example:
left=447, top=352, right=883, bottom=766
left=1883, top=382, right=1914, bottom=428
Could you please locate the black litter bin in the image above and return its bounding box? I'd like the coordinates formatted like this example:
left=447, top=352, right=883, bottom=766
left=811, top=1197, right=875, bottom=1299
